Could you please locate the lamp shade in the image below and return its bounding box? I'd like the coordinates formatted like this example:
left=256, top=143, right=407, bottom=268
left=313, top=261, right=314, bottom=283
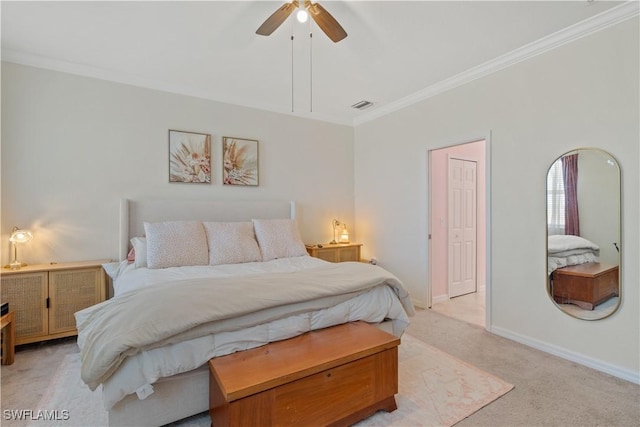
left=339, top=224, right=350, bottom=244
left=10, top=228, right=33, bottom=244
left=7, top=227, right=33, bottom=269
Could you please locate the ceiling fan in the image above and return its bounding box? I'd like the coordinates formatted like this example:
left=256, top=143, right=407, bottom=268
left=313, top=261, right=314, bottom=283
left=256, top=0, right=347, bottom=43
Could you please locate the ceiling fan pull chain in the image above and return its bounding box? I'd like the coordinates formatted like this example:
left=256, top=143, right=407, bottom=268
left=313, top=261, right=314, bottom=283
left=310, top=30, right=313, bottom=113
left=291, top=28, right=295, bottom=112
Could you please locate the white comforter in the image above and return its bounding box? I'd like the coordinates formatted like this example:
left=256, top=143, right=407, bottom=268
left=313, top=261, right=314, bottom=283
left=76, top=257, right=414, bottom=410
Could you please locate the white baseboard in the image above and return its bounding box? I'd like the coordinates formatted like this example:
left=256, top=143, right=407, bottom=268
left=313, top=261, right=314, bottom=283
left=432, top=294, right=449, bottom=304
left=431, top=288, right=484, bottom=305
left=413, top=298, right=426, bottom=309
left=490, top=326, right=640, bottom=385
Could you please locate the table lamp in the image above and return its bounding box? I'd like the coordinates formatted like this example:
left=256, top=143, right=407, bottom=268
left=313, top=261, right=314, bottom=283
left=8, top=227, right=33, bottom=269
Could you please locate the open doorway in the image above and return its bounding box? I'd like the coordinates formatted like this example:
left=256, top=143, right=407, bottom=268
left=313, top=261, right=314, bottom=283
left=428, top=139, right=488, bottom=328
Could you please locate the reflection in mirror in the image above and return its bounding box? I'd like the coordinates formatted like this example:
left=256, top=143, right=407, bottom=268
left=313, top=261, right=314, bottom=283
left=546, top=148, right=621, bottom=320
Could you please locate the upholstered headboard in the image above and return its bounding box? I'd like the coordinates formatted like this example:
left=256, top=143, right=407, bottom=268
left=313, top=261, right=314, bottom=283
left=119, top=198, right=296, bottom=261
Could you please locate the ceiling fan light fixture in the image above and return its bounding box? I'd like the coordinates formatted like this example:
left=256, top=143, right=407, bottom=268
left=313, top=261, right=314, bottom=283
left=256, top=0, right=347, bottom=43
left=296, top=8, right=308, bottom=23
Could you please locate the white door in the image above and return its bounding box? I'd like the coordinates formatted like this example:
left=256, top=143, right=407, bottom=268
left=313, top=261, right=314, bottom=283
left=448, top=158, right=477, bottom=298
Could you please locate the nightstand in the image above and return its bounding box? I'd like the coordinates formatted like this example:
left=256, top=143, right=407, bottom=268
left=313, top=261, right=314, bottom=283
left=0, top=259, right=110, bottom=345
left=1, top=311, right=15, bottom=365
left=306, top=243, right=363, bottom=263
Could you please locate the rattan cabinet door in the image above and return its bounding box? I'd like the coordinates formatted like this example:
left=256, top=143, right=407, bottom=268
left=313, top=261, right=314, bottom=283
left=0, top=272, right=48, bottom=343
left=48, top=268, right=103, bottom=335
left=337, top=247, right=360, bottom=262
left=312, top=249, right=340, bottom=262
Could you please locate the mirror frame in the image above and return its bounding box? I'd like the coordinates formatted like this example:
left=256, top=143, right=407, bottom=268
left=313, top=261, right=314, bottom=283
left=545, top=147, right=622, bottom=320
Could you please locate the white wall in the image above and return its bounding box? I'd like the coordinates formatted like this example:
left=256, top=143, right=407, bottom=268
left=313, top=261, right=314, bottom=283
left=577, top=149, right=620, bottom=265
left=1, top=63, right=355, bottom=265
left=354, top=19, right=639, bottom=381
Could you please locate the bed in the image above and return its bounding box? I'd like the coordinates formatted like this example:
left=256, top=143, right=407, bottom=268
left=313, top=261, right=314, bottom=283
left=75, top=199, right=415, bottom=426
left=547, top=234, right=600, bottom=276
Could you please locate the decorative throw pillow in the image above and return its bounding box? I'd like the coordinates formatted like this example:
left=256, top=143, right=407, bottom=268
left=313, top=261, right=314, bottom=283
left=252, top=218, right=307, bottom=261
left=130, top=236, right=148, bottom=268
left=126, top=247, right=135, bottom=264
left=144, top=221, right=208, bottom=269
left=203, top=221, right=261, bottom=266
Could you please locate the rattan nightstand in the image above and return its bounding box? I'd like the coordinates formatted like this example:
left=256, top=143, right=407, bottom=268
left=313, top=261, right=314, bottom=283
left=0, top=260, right=109, bottom=345
left=305, top=243, right=362, bottom=263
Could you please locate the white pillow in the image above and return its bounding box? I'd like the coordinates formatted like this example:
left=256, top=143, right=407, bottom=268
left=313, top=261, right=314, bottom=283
left=131, top=236, right=148, bottom=268
left=203, top=222, right=261, bottom=266
left=144, top=221, right=209, bottom=269
left=252, top=218, right=307, bottom=261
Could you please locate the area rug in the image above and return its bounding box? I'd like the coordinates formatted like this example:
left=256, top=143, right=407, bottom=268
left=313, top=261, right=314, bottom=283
left=29, top=334, right=513, bottom=427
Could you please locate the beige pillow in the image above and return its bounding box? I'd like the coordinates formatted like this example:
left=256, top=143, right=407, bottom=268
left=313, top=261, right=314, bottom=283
left=252, top=218, right=307, bottom=261
left=203, top=222, right=261, bottom=266
left=144, top=221, right=208, bottom=268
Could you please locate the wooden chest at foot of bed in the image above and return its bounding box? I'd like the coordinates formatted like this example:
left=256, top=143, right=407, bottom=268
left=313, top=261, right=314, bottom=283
left=552, top=263, right=619, bottom=310
left=209, top=321, right=399, bottom=427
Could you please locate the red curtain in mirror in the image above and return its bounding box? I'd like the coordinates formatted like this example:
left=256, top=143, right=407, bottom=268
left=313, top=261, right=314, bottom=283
left=562, top=153, right=580, bottom=236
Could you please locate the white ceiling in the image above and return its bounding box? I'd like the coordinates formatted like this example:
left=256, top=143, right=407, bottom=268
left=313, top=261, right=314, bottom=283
left=1, top=1, right=632, bottom=126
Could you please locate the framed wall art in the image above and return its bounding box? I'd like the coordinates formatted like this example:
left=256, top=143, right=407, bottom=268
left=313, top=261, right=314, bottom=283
left=169, top=130, right=211, bottom=183
left=222, top=137, right=259, bottom=186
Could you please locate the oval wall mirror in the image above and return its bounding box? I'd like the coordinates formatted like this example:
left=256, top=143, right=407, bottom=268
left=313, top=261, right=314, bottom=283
left=546, top=148, right=621, bottom=320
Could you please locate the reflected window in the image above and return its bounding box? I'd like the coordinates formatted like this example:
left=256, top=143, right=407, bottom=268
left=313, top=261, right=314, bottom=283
left=546, top=160, right=565, bottom=235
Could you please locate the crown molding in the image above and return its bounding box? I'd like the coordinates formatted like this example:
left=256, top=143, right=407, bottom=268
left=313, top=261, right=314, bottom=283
left=3, top=2, right=636, bottom=128
left=353, top=1, right=639, bottom=127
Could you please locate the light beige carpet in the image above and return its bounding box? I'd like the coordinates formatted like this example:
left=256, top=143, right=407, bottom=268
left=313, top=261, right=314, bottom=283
left=28, top=334, right=513, bottom=427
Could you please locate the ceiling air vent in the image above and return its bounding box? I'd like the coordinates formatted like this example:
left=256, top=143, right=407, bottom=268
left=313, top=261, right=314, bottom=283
left=351, top=100, right=374, bottom=110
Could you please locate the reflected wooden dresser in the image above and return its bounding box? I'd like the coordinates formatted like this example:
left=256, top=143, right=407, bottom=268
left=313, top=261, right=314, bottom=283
left=0, top=260, right=109, bottom=345
left=552, top=262, right=619, bottom=310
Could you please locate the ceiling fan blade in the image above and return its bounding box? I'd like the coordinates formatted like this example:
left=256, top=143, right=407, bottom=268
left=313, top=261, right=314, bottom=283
left=256, top=1, right=299, bottom=36
left=306, top=1, right=347, bottom=43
